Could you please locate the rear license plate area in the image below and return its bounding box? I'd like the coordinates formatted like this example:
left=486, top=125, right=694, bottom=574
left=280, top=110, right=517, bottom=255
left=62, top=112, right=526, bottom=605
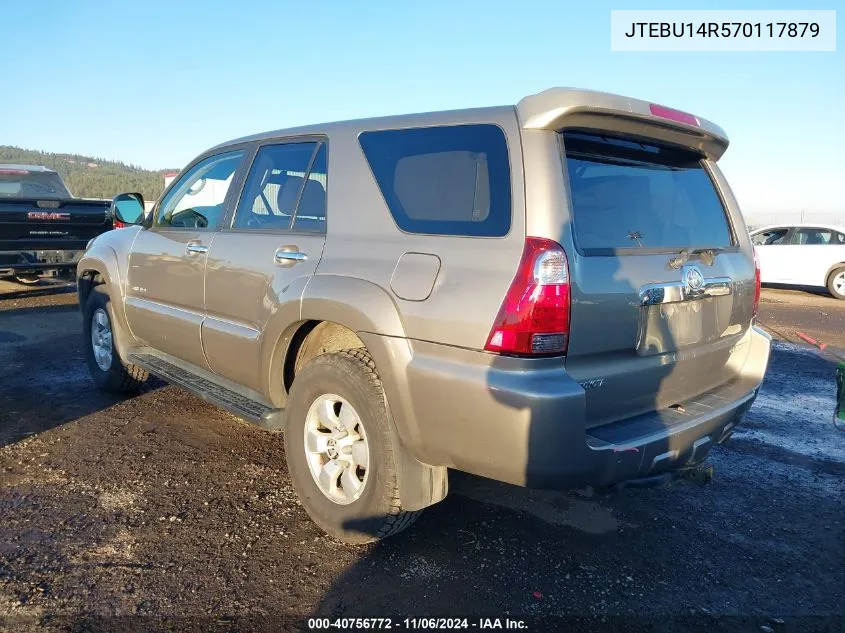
left=636, top=297, right=739, bottom=355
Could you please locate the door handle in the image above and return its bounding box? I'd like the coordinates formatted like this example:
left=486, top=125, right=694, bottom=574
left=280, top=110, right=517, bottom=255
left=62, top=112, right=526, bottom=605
left=274, top=247, right=308, bottom=267
left=186, top=242, right=208, bottom=256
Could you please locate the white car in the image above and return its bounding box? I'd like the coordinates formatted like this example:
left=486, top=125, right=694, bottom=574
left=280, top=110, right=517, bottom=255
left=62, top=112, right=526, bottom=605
left=750, top=223, right=845, bottom=300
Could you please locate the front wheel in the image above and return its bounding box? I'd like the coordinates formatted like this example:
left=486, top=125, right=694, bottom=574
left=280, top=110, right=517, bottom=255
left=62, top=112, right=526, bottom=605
left=284, top=349, right=421, bottom=544
left=83, top=286, right=148, bottom=392
left=828, top=266, right=845, bottom=300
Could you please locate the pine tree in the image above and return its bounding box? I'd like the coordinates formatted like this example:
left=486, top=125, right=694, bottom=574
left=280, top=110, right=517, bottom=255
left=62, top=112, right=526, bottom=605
left=0, top=146, right=176, bottom=201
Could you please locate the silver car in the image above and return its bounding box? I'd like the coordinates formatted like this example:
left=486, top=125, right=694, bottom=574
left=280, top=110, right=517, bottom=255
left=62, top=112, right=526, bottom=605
left=77, top=87, right=771, bottom=543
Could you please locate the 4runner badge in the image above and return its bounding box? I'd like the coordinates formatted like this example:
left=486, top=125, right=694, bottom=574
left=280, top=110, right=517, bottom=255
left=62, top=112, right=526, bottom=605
left=580, top=378, right=604, bottom=390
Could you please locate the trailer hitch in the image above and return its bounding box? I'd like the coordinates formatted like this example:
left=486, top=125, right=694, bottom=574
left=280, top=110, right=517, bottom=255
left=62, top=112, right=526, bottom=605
left=679, top=462, right=715, bottom=485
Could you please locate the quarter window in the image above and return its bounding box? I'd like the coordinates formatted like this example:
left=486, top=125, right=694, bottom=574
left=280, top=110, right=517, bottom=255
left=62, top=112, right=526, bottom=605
left=359, top=124, right=512, bottom=237
left=156, top=151, right=245, bottom=229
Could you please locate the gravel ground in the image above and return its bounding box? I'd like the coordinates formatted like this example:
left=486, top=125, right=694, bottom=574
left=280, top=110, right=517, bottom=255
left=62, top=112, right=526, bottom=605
left=0, top=280, right=843, bottom=632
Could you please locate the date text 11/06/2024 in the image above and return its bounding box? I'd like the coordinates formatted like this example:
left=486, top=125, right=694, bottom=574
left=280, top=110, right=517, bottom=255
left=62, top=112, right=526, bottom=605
left=624, top=22, right=820, bottom=38
left=307, top=617, right=528, bottom=630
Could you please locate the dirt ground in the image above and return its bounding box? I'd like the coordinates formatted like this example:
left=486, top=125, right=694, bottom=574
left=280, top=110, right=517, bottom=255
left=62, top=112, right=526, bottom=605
left=756, top=286, right=845, bottom=351
left=0, top=280, right=843, bottom=632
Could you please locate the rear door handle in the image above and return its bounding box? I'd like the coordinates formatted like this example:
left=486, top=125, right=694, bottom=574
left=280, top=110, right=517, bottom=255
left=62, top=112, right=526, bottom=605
left=185, top=242, right=208, bottom=256
left=274, top=247, right=308, bottom=267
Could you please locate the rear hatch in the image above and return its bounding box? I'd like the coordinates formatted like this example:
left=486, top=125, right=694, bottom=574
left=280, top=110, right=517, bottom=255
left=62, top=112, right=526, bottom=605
left=559, top=129, right=755, bottom=427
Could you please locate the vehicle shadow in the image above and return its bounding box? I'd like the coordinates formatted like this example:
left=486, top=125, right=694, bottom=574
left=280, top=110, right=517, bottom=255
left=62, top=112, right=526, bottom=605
left=0, top=279, right=77, bottom=303
left=0, top=303, right=161, bottom=448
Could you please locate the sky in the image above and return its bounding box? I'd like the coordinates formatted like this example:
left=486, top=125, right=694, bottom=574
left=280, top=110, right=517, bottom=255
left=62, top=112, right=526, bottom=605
left=1, top=0, right=842, bottom=224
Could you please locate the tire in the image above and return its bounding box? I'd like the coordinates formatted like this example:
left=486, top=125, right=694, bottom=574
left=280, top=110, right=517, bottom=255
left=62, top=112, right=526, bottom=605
left=284, top=349, right=421, bottom=544
left=14, top=274, right=41, bottom=286
left=828, top=266, right=845, bottom=300
left=83, top=285, right=148, bottom=392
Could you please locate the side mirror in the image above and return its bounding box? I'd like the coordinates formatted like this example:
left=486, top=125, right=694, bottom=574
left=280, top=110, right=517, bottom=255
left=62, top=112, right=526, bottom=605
left=111, top=192, right=146, bottom=227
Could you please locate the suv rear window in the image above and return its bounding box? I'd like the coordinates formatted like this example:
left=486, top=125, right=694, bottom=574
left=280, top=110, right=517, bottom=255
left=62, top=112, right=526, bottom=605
left=562, top=131, right=734, bottom=254
left=359, top=124, right=511, bottom=237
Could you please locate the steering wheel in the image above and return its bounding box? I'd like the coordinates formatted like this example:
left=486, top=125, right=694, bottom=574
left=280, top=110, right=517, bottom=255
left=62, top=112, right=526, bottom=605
left=170, top=209, right=208, bottom=229
left=245, top=212, right=273, bottom=229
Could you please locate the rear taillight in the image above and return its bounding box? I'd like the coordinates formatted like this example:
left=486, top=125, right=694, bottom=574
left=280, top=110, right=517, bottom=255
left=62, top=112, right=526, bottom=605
left=649, top=103, right=700, bottom=127
left=752, top=247, right=761, bottom=318
left=485, top=237, right=571, bottom=356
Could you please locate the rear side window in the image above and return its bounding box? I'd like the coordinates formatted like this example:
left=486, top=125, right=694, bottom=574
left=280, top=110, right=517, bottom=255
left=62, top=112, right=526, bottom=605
left=791, top=228, right=843, bottom=245
left=359, top=124, right=511, bottom=237
left=233, top=142, right=321, bottom=231
left=292, top=144, right=327, bottom=233
left=562, top=131, right=734, bottom=253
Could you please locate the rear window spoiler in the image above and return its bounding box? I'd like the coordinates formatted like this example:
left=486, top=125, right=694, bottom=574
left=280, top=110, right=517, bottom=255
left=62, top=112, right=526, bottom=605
left=516, top=88, right=729, bottom=161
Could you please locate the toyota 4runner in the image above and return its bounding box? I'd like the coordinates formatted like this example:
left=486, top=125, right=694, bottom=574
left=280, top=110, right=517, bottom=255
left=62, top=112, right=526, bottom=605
left=77, top=88, right=771, bottom=543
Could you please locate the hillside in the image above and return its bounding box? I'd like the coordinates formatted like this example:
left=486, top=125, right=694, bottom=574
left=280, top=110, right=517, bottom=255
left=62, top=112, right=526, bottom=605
left=0, top=146, right=176, bottom=201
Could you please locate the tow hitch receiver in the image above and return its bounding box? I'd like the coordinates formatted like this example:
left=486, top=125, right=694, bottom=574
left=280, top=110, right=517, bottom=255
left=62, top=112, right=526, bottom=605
left=614, top=462, right=715, bottom=490
left=680, top=462, right=715, bottom=485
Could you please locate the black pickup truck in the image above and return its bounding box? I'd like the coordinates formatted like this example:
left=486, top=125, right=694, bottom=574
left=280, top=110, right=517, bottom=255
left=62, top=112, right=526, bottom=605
left=0, top=165, right=112, bottom=284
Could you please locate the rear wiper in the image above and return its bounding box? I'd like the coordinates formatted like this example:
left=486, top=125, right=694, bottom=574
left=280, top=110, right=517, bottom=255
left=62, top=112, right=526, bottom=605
left=626, top=231, right=644, bottom=247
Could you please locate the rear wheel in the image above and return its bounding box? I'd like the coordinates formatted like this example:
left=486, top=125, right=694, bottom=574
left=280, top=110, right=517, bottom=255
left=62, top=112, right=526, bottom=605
left=284, top=349, right=421, bottom=544
left=828, top=266, right=845, bottom=300
left=83, top=286, right=148, bottom=392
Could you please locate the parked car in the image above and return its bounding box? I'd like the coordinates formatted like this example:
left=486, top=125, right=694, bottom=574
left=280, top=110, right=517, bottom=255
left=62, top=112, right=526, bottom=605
left=77, top=88, right=771, bottom=543
left=0, top=165, right=112, bottom=284
left=750, top=224, right=845, bottom=299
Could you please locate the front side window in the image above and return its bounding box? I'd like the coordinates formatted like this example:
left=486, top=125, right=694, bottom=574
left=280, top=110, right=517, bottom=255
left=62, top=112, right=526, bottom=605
left=751, top=229, right=788, bottom=246
left=359, top=124, right=511, bottom=237
left=563, top=131, right=734, bottom=253
left=233, top=142, right=327, bottom=232
left=156, top=151, right=245, bottom=229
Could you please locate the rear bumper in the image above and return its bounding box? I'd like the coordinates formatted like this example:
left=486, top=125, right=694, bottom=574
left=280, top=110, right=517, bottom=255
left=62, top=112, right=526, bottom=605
left=0, top=250, right=82, bottom=273
left=379, top=325, right=771, bottom=489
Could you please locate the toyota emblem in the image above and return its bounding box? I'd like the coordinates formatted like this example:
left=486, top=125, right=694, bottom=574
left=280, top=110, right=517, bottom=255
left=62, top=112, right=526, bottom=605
left=684, top=266, right=704, bottom=291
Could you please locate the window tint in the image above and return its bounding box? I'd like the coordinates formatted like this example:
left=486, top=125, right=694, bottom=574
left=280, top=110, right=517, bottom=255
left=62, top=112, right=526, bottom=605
left=562, top=131, right=733, bottom=253
left=292, top=143, right=327, bottom=233
left=792, top=228, right=838, bottom=245
left=359, top=124, right=511, bottom=237
left=751, top=229, right=788, bottom=246
left=156, top=151, right=244, bottom=229
left=233, top=142, right=326, bottom=232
